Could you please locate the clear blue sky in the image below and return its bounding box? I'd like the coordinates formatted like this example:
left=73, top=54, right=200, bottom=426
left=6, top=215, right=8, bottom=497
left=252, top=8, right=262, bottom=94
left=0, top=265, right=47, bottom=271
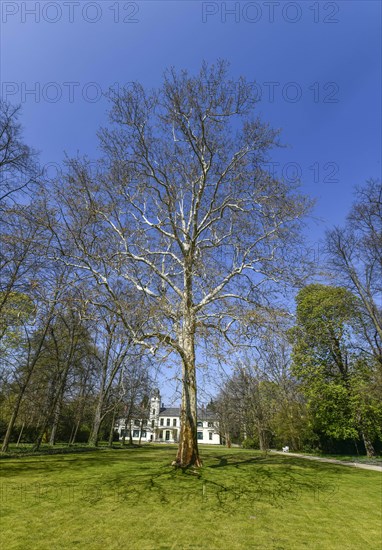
left=1, top=1, right=381, bottom=400
left=1, top=0, right=380, bottom=233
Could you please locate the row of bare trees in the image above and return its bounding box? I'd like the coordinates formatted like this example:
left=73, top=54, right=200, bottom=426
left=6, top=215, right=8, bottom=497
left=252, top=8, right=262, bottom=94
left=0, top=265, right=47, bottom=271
left=0, top=253, right=153, bottom=452
left=0, top=104, right=154, bottom=452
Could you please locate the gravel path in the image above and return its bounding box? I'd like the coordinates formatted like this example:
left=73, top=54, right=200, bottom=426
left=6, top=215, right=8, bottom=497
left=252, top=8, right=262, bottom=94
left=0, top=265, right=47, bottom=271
left=270, top=450, right=382, bottom=472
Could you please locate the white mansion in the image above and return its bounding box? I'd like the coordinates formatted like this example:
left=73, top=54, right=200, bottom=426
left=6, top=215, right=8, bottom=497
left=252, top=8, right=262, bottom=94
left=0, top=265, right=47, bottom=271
left=115, top=389, right=221, bottom=445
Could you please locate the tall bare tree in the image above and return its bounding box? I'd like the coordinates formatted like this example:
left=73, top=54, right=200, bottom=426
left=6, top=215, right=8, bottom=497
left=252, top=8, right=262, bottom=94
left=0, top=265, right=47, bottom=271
left=54, top=61, right=311, bottom=467
left=0, top=206, right=47, bottom=343
left=0, top=100, right=39, bottom=204
left=87, top=312, right=132, bottom=447
left=0, top=101, right=42, bottom=361
left=326, top=180, right=382, bottom=362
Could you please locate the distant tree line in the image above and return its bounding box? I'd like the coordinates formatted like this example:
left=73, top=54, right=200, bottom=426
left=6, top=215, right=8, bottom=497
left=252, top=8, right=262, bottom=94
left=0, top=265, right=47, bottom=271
left=212, top=182, right=382, bottom=457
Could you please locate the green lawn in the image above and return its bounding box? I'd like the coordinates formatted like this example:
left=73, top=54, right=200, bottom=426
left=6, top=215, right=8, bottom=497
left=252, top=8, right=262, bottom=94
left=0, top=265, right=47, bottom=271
left=1, top=445, right=381, bottom=550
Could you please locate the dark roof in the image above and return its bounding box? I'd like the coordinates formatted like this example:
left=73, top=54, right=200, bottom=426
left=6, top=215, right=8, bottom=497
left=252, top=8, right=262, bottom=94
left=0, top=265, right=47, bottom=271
left=159, top=407, right=180, bottom=417
left=197, top=409, right=217, bottom=421
left=159, top=407, right=217, bottom=420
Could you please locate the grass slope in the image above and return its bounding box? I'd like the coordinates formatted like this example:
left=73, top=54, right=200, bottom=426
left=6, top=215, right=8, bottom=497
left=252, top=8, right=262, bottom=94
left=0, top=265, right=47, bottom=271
left=1, top=445, right=381, bottom=550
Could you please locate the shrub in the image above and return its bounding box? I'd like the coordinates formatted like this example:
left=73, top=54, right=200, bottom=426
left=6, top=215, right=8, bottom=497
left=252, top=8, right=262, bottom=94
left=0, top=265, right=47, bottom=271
left=242, top=437, right=257, bottom=449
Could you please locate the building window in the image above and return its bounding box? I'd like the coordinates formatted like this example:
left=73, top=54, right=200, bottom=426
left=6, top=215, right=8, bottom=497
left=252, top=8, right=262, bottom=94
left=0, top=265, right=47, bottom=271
left=152, top=409, right=155, bottom=415
left=173, top=419, right=176, bottom=427
left=197, top=421, right=203, bottom=427
left=208, top=422, right=213, bottom=428
left=141, top=431, right=146, bottom=438
left=197, top=432, right=203, bottom=440
left=166, top=418, right=170, bottom=426
left=133, top=430, right=139, bottom=438
left=151, top=420, right=154, bottom=428
left=209, top=432, right=213, bottom=440
left=159, top=431, right=163, bottom=439
left=165, top=430, right=170, bottom=441
left=134, top=419, right=140, bottom=426
left=160, top=418, right=164, bottom=426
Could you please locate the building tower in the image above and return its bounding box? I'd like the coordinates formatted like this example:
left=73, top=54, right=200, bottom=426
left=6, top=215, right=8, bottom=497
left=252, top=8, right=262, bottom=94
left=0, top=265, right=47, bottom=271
left=148, top=389, right=161, bottom=441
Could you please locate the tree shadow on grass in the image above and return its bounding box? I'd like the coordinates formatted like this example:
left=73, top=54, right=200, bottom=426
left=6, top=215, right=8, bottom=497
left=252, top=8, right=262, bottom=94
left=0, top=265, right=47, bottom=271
left=209, top=454, right=267, bottom=469
left=0, top=447, right=344, bottom=514
left=105, top=452, right=341, bottom=514
left=208, top=452, right=354, bottom=475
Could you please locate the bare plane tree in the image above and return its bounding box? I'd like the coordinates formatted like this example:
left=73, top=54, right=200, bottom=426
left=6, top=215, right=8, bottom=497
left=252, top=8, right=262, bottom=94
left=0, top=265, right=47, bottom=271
left=54, top=61, right=311, bottom=467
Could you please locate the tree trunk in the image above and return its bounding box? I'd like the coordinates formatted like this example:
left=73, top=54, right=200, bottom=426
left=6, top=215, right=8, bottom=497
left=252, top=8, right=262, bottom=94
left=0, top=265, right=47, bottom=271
left=49, top=375, right=68, bottom=446
left=138, top=419, right=143, bottom=445
left=33, top=426, right=47, bottom=452
left=129, top=423, right=133, bottom=445
left=69, top=387, right=87, bottom=445
left=16, top=422, right=25, bottom=446
left=108, top=407, right=118, bottom=447
left=176, top=367, right=201, bottom=467
left=258, top=427, right=270, bottom=452
left=2, top=359, right=39, bottom=451
left=2, top=390, right=25, bottom=452
left=362, top=431, right=376, bottom=458
left=49, top=331, right=76, bottom=446
left=88, top=394, right=103, bottom=447
left=34, top=390, right=56, bottom=450
left=68, top=425, right=75, bottom=446
left=88, top=338, right=123, bottom=447
left=34, top=371, right=65, bottom=451
left=70, top=410, right=83, bottom=445
left=175, top=307, right=201, bottom=468
left=49, top=397, right=61, bottom=446
left=1, top=338, right=53, bottom=451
